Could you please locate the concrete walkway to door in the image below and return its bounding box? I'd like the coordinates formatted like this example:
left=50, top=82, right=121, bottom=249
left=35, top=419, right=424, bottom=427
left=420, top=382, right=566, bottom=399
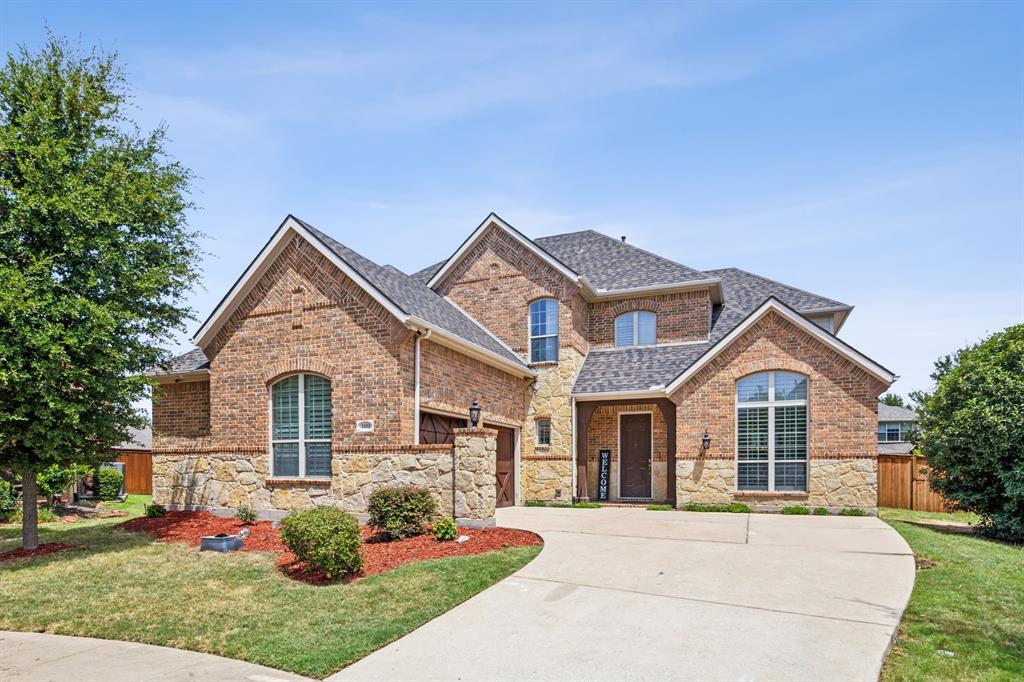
left=332, top=506, right=916, bottom=681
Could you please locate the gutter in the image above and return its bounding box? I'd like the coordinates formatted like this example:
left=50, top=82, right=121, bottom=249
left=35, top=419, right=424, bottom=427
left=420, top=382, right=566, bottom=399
left=147, top=369, right=211, bottom=384
left=407, top=316, right=536, bottom=379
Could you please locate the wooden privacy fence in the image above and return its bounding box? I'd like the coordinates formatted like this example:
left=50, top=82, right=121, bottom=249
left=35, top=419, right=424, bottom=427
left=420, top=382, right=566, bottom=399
left=114, top=451, right=153, bottom=495
left=878, top=454, right=946, bottom=512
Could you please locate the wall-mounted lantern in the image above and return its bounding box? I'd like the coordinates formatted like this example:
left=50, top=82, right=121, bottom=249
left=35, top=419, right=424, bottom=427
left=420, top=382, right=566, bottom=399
left=469, top=400, right=481, bottom=427
left=701, top=430, right=712, bottom=451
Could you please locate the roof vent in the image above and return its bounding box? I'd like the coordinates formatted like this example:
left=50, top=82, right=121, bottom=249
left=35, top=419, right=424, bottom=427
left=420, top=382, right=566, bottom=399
left=620, top=236, right=626, bottom=243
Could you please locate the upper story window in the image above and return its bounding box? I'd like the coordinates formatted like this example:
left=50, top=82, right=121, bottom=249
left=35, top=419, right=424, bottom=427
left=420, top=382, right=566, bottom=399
left=878, top=422, right=913, bottom=442
left=615, top=311, right=657, bottom=347
left=271, top=373, right=332, bottom=478
left=536, top=419, right=551, bottom=447
left=529, top=299, right=559, bottom=363
left=736, top=371, right=808, bottom=492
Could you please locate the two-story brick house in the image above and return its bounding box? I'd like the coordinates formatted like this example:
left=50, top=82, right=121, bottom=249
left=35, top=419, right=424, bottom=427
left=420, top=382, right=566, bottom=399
left=150, top=213, right=893, bottom=520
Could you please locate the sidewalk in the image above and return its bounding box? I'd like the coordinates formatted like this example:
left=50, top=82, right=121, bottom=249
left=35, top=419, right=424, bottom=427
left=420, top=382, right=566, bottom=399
left=0, top=631, right=312, bottom=682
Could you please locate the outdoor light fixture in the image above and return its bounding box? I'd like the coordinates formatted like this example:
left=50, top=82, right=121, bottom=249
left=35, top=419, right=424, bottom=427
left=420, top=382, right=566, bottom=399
left=469, top=400, right=481, bottom=427
left=701, top=430, right=712, bottom=450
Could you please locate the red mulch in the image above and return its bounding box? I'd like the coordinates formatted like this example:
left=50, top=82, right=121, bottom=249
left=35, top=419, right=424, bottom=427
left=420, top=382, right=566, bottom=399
left=0, top=542, right=80, bottom=563
left=119, top=511, right=541, bottom=584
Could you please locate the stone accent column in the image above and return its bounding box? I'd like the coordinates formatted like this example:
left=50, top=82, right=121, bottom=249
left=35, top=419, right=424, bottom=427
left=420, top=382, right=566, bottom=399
left=452, top=427, right=497, bottom=527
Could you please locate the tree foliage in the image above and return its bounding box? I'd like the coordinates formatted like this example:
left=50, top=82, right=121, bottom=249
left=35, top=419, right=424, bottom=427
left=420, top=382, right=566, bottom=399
left=917, top=324, right=1024, bottom=542
left=880, top=393, right=907, bottom=408
left=0, top=35, right=200, bottom=547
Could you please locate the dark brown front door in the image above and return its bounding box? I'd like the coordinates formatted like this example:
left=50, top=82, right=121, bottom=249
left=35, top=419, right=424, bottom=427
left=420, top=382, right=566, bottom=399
left=494, top=426, right=516, bottom=508
left=620, top=413, right=652, bottom=498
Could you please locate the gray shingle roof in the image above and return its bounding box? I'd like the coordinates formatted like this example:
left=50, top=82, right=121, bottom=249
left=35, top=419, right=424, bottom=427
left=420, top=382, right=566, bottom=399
left=297, top=219, right=526, bottom=369
left=879, top=403, right=918, bottom=422
left=114, top=425, right=152, bottom=451
left=878, top=442, right=916, bottom=455
left=572, top=343, right=713, bottom=394
left=705, top=268, right=848, bottom=313
left=534, top=230, right=713, bottom=290
left=410, top=261, right=444, bottom=284
left=151, top=347, right=209, bottom=375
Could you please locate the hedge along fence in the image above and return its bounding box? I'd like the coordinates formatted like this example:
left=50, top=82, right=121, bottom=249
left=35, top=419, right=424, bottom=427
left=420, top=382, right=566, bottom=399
left=878, top=455, right=947, bottom=512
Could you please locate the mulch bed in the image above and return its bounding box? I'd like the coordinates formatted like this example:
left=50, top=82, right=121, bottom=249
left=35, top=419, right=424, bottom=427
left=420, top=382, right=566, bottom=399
left=119, top=511, right=540, bottom=584
left=0, top=542, right=80, bottom=563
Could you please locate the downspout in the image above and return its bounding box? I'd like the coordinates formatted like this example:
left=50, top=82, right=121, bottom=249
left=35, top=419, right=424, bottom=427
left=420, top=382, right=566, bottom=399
left=413, top=329, right=432, bottom=444
left=571, top=395, right=577, bottom=503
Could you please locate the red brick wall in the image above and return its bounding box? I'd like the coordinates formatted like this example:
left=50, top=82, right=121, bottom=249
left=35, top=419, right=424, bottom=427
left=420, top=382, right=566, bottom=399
left=672, top=310, right=887, bottom=463
left=588, top=290, right=710, bottom=348
left=152, top=380, right=211, bottom=449
left=418, top=339, right=528, bottom=428
left=436, top=224, right=588, bottom=359
left=585, top=404, right=668, bottom=465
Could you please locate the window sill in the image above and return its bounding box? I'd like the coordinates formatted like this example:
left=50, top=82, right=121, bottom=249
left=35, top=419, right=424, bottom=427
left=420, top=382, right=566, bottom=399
left=733, top=491, right=809, bottom=499
left=266, top=477, right=332, bottom=487
left=529, top=361, right=559, bottom=368
left=534, top=445, right=551, bottom=451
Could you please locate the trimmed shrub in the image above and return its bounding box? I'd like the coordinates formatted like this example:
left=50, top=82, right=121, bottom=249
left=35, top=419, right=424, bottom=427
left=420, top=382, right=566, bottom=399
left=682, top=502, right=750, bottom=513
left=433, top=517, right=458, bottom=542
left=145, top=503, right=166, bottom=518
left=646, top=504, right=674, bottom=511
left=781, top=506, right=810, bottom=515
left=280, top=507, right=363, bottom=579
left=524, top=500, right=547, bottom=507
left=813, top=507, right=828, bottom=515
left=839, top=508, right=867, bottom=516
left=367, top=486, right=437, bottom=540
left=96, top=468, right=123, bottom=501
left=38, top=465, right=75, bottom=500
left=235, top=505, right=258, bottom=523
left=549, top=502, right=601, bottom=509
left=0, top=479, right=19, bottom=523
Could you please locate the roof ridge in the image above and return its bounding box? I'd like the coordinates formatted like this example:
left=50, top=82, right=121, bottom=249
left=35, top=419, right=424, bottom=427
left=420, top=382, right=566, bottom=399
left=706, top=266, right=850, bottom=309
left=569, top=228, right=712, bottom=281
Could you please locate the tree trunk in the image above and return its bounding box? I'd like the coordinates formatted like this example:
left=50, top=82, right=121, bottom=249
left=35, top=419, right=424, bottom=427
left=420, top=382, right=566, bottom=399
left=21, top=470, right=39, bottom=551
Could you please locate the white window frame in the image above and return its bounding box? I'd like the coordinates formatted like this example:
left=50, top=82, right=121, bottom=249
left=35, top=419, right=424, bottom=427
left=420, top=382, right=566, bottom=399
left=535, top=418, right=552, bottom=447
left=878, top=422, right=911, bottom=443
left=529, top=298, right=559, bottom=363
left=735, top=371, right=808, bottom=492
left=615, top=310, right=657, bottom=347
left=269, top=373, right=332, bottom=478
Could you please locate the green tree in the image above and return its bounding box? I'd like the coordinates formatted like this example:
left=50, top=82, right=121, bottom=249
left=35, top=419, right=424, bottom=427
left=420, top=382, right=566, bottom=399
left=880, top=393, right=907, bottom=408
left=917, top=325, right=1024, bottom=542
left=0, top=35, right=200, bottom=549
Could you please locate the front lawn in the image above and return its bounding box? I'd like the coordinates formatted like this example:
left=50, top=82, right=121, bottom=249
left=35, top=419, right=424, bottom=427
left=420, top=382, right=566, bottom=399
left=880, top=508, right=1023, bottom=681
left=0, top=501, right=540, bottom=678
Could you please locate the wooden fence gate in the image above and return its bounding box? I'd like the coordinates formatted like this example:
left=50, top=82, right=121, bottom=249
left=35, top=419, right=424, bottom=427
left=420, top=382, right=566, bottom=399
left=877, top=454, right=946, bottom=512
left=114, top=451, right=153, bottom=495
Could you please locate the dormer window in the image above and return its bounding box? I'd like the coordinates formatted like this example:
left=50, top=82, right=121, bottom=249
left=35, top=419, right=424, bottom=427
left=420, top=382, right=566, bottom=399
left=615, top=311, right=656, bottom=347
left=529, top=299, right=559, bottom=363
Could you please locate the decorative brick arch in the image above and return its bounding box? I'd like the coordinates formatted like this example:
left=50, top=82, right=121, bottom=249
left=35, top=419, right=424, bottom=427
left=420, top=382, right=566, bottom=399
left=261, top=357, right=336, bottom=384
left=609, top=299, right=660, bottom=317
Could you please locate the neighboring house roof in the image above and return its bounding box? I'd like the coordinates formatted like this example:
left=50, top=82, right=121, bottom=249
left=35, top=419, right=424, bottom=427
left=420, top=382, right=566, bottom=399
left=534, top=230, right=712, bottom=291
left=114, top=425, right=152, bottom=451
left=878, top=403, right=918, bottom=422
left=879, top=442, right=916, bottom=455
left=149, top=347, right=210, bottom=376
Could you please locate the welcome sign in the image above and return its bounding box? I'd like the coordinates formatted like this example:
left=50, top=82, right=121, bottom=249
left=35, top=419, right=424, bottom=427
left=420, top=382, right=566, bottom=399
left=598, top=449, right=611, bottom=501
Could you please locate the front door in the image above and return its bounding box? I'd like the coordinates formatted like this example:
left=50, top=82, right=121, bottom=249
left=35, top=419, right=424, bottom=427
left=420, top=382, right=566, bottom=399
left=494, top=426, right=516, bottom=508
left=620, top=413, right=652, bottom=498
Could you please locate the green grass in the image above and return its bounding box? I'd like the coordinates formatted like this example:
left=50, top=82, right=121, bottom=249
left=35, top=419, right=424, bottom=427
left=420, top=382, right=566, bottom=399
left=547, top=501, right=601, bottom=509
left=97, top=494, right=152, bottom=515
left=682, top=502, right=750, bottom=513
left=880, top=508, right=1023, bottom=681
left=0, top=500, right=540, bottom=678
left=646, top=504, right=674, bottom=511
left=839, top=507, right=867, bottom=516
left=780, top=505, right=810, bottom=515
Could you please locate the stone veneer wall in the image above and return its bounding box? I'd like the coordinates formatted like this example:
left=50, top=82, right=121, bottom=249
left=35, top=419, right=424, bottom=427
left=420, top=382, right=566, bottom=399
left=152, top=428, right=498, bottom=525
left=519, top=349, right=582, bottom=502
left=672, top=310, right=888, bottom=513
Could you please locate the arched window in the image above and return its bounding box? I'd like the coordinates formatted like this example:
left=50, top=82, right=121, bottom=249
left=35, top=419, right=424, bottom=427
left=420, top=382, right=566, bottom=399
left=615, top=311, right=656, bottom=347
left=529, top=299, right=559, bottom=363
left=736, top=371, right=807, bottom=492
left=271, top=374, right=332, bottom=478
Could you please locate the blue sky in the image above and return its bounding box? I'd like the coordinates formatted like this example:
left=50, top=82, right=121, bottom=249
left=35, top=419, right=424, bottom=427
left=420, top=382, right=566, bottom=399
left=4, top=1, right=1022, bottom=398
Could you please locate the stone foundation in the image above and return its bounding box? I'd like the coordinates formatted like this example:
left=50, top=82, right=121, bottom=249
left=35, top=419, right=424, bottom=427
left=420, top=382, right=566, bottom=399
left=521, top=459, right=573, bottom=502
left=153, top=429, right=499, bottom=525
left=676, top=458, right=878, bottom=513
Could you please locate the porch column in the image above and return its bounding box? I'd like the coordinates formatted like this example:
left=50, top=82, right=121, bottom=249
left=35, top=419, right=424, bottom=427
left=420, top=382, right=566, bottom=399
left=656, top=398, right=677, bottom=507
left=575, top=403, right=597, bottom=501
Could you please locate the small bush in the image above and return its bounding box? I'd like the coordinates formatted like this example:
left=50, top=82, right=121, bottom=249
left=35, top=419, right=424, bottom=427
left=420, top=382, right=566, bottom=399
left=280, top=507, right=363, bottom=579
left=781, top=506, right=810, bottom=515
left=11, top=506, right=57, bottom=525
left=235, top=505, right=258, bottom=523
left=38, top=465, right=75, bottom=500
left=96, top=468, right=123, bottom=501
left=367, top=486, right=438, bottom=540
left=682, top=502, right=750, bottom=513
left=525, top=500, right=547, bottom=507
left=549, top=501, right=601, bottom=509
left=646, top=504, right=674, bottom=511
left=0, top=479, right=19, bottom=523
left=813, top=507, right=828, bottom=515
left=145, top=503, right=166, bottom=518
left=433, top=517, right=458, bottom=542
left=839, top=508, right=867, bottom=516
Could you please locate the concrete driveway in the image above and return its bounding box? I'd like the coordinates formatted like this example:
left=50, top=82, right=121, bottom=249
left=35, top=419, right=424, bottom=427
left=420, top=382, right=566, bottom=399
left=333, top=506, right=915, bottom=681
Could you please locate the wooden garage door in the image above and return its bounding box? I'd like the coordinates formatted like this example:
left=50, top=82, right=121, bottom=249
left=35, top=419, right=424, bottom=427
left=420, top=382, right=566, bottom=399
left=419, top=412, right=464, bottom=445
left=494, top=426, right=516, bottom=508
